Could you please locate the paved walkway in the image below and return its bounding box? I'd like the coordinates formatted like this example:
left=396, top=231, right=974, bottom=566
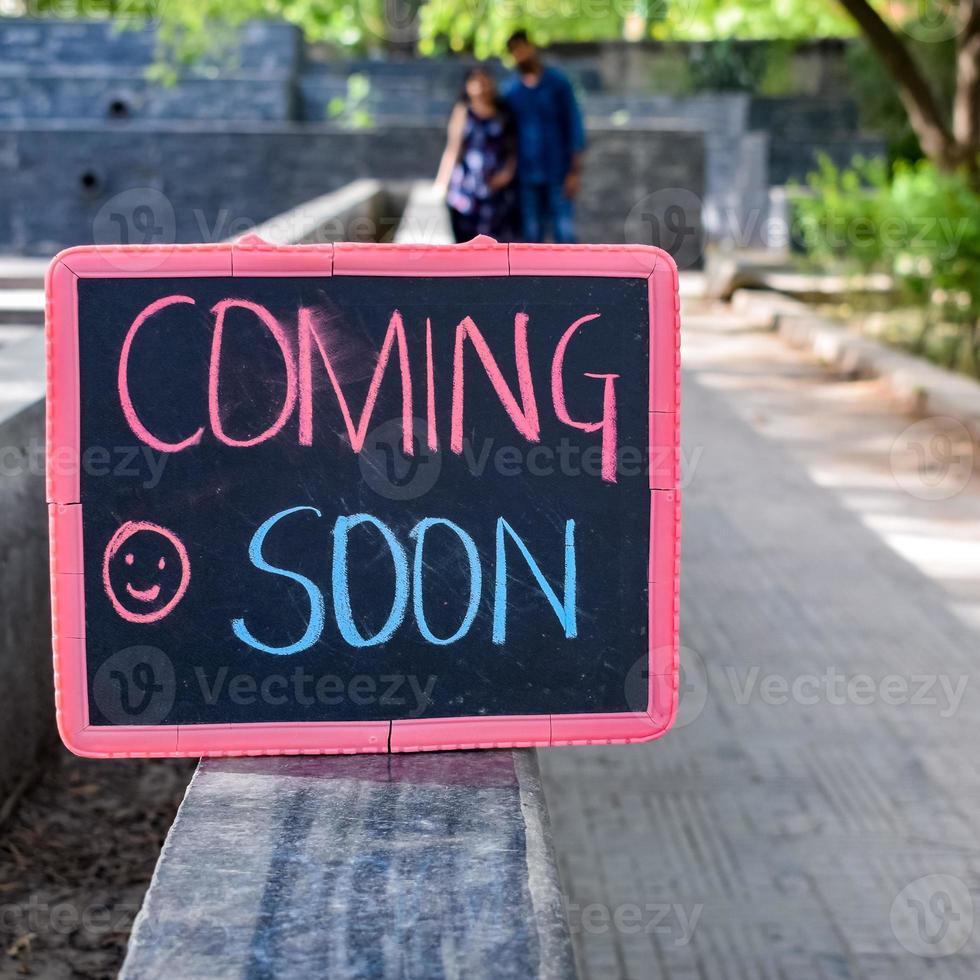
left=539, top=294, right=980, bottom=979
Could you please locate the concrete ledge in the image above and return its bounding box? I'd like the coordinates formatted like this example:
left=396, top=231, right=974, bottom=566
left=0, top=332, right=52, bottom=800
left=0, top=288, right=44, bottom=325
left=0, top=256, right=48, bottom=290
left=709, top=252, right=892, bottom=302
left=245, top=178, right=393, bottom=245
left=393, top=181, right=453, bottom=245
left=120, top=750, right=577, bottom=980
left=0, top=332, right=44, bottom=424
left=732, top=287, right=980, bottom=440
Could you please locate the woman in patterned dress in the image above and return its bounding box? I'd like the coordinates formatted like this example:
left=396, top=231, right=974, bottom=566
left=435, top=66, right=520, bottom=243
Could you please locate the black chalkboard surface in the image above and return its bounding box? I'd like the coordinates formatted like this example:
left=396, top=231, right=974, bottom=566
left=47, top=242, right=679, bottom=755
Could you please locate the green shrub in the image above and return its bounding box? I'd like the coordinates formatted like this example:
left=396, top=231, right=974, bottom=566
left=889, top=161, right=980, bottom=324
left=796, top=155, right=980, bottom=374
left=688, top=39, right=769, bottom=92
left=794, top=154, right=889, bottom=273
left=327, top=73, right=374, bottom=129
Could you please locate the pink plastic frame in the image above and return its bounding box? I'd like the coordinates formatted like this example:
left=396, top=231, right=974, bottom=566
left=46, top=236, right=680, bottom=758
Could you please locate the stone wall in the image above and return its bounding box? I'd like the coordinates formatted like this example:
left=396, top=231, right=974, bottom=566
left=0, top=19, right=298, bottom=122
left=0, top=121, right=704, bottom=262
left=0, top=335, right=52, bottom=798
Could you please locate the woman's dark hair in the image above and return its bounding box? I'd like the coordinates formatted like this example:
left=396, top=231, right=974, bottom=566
left=458, top=65, right=498, bottom=106
left=458, top=65, right=513, bottom=122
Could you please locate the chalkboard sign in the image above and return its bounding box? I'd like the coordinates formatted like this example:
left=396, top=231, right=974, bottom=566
left=46, top=238, right=680, bottom=756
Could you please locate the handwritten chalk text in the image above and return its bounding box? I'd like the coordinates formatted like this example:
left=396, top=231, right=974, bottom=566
left=117, top=297, right=620, bottom=481
left=231, top=507, right=577, bottom=656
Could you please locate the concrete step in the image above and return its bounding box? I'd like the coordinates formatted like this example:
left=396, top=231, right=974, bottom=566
left=0, top=330, right=45, bottom=425
left=0, top=290, right=44, bottom=326
left=0, top=325, right=41, bottom=350
left=0, top=257, right=48, bottom=291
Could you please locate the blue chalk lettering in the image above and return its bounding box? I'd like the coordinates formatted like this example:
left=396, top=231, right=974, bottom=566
left=233, top=506, right=325, bottom=656
left=410, top=517, right=482, bottom=645
left=332, top=513, right=409, bottom=647
left=492, top=518, right=577, bottom=644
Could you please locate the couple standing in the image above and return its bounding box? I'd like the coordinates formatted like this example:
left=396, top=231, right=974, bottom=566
left=435, top=31, right=585, bottom=244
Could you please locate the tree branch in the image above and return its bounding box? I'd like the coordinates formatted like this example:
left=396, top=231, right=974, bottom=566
left=837, top=0, right=957, bottom=167
left=953, top=0, right=980, bottom=155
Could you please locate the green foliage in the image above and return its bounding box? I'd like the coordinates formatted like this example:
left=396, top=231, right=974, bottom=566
left=15, top=0, right=861, bottom=57
left=648, top=39, right=795, bottom=96
left=146, top=7, right=249, bottom=86
left=416, top=0, right=629, bottom=57
left=795, top=154, right=890, bottom=272
left=22, top=0, right=396, bottom=58
left=26, top=0, right=155, bottom=13
left=756, top=41, right=795, bottom=95
left=654, top=0, right=858, bottom=41
left=416, top=0, right=858, bottom=57
left=327, top=72, right=374, bottom=128
left=686, top=39, right=769, bottom=92
left=646, top=47, right=692, bottom=95
left=797, top=155, right=980, bottom=373
left=888, top=160, right=980, bottom=321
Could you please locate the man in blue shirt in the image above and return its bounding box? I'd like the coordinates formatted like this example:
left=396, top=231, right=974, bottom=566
left=502, top=30, right=586, bottom=244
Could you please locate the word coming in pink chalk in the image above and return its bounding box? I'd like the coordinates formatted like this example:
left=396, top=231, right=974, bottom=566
left=117, top=295, right=621, bottom=482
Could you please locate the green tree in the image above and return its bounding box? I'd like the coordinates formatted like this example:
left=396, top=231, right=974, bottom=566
left=835, top=0, right=980, bottom=177
left=655, top=0, right=856, bottom=40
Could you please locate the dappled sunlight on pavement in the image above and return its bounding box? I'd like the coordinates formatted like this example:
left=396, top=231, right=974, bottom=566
left=685, top=301, right=980, bottom=623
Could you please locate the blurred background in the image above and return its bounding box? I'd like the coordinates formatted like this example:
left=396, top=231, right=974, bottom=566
left=1, top=0, right=977, bottom=355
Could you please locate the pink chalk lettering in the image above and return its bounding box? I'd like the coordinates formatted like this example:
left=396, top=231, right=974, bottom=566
left=451, top=313, right=540, bottom=455
left=551, top=314, right=619, bottom=483
left=118, top=295, right=203, bottom=452
left=208, top=299, right=298, bottom=448
left=425, top=317, right=437, bottom=452
left=298, top=307, right=413, bottom=454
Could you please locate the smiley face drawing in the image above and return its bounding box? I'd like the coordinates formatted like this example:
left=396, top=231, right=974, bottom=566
left=102, top=521, right=191, bottom=624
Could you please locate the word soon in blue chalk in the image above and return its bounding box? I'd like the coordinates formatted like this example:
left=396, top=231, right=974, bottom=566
left=232, top=508, right=578, bottom=655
